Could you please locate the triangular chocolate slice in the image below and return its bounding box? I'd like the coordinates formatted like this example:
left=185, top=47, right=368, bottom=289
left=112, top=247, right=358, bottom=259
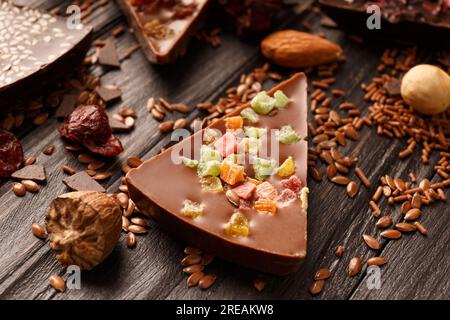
left=12, top=164, right=46, bottom=183
left=117, top=0, right=210, bottom=64
left=63, top=171, right=105, bottom=193
left=126, top=74, right=308, bottom=275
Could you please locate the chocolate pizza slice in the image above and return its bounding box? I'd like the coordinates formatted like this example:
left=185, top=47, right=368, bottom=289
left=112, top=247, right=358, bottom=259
left=126, top=73, right=309, bottom=275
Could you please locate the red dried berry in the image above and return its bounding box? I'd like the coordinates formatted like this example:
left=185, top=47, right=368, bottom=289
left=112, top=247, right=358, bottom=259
left=59, top=105, right=123, bottom=157
left=0, top=130, right=24, bottom=178
left=281, top=175, right=303, bottom=193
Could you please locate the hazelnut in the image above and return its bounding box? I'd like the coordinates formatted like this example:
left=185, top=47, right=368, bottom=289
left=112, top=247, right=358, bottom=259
left=401, top=64, right=450, bottom=115
left=45, top=191, right=122, bottom=270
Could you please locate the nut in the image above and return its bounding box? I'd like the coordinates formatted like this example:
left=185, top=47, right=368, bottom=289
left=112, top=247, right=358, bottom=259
left=45, top=191, right=122, bottom=270
left=261, top=30, right=343, bottom=68
left=401, top=64, right=450, bottom=115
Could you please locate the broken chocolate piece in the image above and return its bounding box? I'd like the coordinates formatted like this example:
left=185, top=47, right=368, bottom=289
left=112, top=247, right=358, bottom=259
left=116, top=0, right=210, bottom=64
left=126, top=73, right=308, bottom=275
left=55, top=95, right=77, bottom=119
left=0, top=1, right=92, bottom=113
left=11, top=164, right=46, bottom=183
left=63, top=171, right=106, bottom=192
left=109, top=116, right=131, bottom=132
left=98, top=40, right=121, bottom=68
left=96, top=86, right=122, bottom=103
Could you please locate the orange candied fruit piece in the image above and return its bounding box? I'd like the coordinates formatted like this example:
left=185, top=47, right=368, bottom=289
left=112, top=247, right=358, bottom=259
left=225, top=116, right=244, bottom=130
left=224, top=211, right=250, bottom=237
left=256, top=181, right=278, bottom=200
left=220, top=161, right=245, bottom=186
left=254, top=198, right=277, bottom=214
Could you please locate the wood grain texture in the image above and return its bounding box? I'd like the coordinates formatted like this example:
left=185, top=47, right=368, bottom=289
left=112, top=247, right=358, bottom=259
left=0, top=0, right=447, bottom=300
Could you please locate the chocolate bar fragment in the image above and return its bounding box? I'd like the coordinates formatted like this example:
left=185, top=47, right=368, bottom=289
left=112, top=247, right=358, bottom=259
left=126, top=73, right=309, bottom=275
left=319, top=0, right=450, bottom=47
left=0, top=1, right=92, bottom=113
left=116, top=0, right=210, bottom=64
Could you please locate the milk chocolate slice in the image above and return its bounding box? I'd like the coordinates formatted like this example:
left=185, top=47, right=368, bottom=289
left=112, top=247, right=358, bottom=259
left=0, top=1, right=92, bottom=112
left=127, top=74, right=309, bottom=275
left=116, top=0, right=210, bottom=64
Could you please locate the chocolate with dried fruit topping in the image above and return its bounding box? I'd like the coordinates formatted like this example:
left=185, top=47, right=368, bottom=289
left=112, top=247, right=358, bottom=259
left=126, top=73, right=309, bottom=275
left=116, top=0, right=210, bottom=64
left=0, top=1, right=92, bottom=113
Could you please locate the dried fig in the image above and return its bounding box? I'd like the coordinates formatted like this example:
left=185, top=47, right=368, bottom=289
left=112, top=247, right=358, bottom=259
left=46, top=191, right=122, bottom=270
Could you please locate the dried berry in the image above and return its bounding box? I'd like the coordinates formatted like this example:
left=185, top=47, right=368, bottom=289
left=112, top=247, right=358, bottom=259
left=0, top=130, right=24, bottom=178
left=45, top=191, right=122, bottom=270
left=58, top=105, right=123, bottom=157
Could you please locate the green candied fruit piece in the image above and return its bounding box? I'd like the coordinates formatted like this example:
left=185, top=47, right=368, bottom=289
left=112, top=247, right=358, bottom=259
left=240, top=107, right=259, bottom=123
left=299, top=187, right=309, bottom=210
left=200, top=176, right=223, bottom=193
left=181, top=157, right=198, bottom=168
left=182, top=200, right=204, bottom=218
left=274, top=90, right=289, bottom=109
left=250, top=91, right=276, bottom=115
left=248, top=137, right=261, bottom=156
left=197, top=160, right=221, bottom=177
left=200, top=145, right=222, bottom=163
left=244, top=126, right=267, bottom=139
left=253, top=157, right=277, bottom=181
left=278, top=125, right=301, bottom=144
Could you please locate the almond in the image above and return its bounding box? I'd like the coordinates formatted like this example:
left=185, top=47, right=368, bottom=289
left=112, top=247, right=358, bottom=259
left=261, top=30, right=343, bottom=68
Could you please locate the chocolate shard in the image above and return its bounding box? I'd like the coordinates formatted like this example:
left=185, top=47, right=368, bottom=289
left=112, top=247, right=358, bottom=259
left=63, top=171, right=106, bottom=192
left=126, top=73, right=309, bottom=275
left=11, top=164, right=46, bottom=183
left=96, top=86, right=122, bottom=103
left=109, top=116, right=131, bottom=132
left=116, top=0, right=210, bottom=64
left=55, top=95, right=77, bottom=119
left=383, top=78, right=401, bottom=97
left=0, top=2, right=92, bottom=114
left=98, top=40, right=121, bottom=68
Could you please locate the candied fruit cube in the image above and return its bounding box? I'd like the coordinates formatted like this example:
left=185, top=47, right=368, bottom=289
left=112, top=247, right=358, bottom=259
left=254, top=198, right=277, bottom=214
left=220, top=161, right=245, bottom=185
left=274, top=90, right=289, bottom=109
left=244, top=126, right=267, bottom=139
left=182, top=200, right=204, bottom=218
left=253, top=157, right=277, bottom=181
left=214, top=132, right=238, bottom=157
left=281, top=175, right=303, bottom=193
left=256, top=181, right=278, bottom=200
left=232, top=182, right=256, bottom=200
left=251, top=91, right=276, bottom=115
left=224, top=211, right=250, bottom=237
left=200, top=145, right=222, bottom=163
left=181, top=156, right=198, bottom=168
left=277, top=156, right=296, bottom=177
left=203, top=128, right=220, bottom=145
left=276, top=189, right=297, bottom=207
left=197, top=160, right=221, bottom=177
left=240, top=107, right=259, bottom=123
left=200, top=176, right=223, bottom=193
left=278, top=125, right=301, bottom=144
left=225, top=116, right=244, bottom=129
left=300, top=187, right=309, bottom=210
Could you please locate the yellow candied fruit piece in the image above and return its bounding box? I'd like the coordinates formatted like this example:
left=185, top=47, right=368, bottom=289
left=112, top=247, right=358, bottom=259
left=225, top=116, right=244, bottom=130
left=220, top=161, right=246, bottom=186
left=247, top=177, right=261, bottom=186
left=225, top=211, right=250, bottom=237
left=254, top=198, right=277, bottom=214
left=182, top=200, right=204, bottom=218
left=277, top=156, right=296, bottom=178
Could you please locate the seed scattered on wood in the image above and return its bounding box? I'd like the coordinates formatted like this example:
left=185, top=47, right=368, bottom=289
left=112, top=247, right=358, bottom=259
left=310, top=167, right=323, bottom=182
left=376, top=216, right=392, bottom=229
left=314, top=268, right=331, bottom=280
left=401, top=201, right=411, bottom=214
left=62, top=165, right=76, bottom=175
left=187, top=272, right=204, bottom=287
left=372, top=186, right=383, bottom=202
left=88, top=161, right=105, bottom=170
left=127, top=233, right=136, bottom=248
left=116, top=192, right=129, bottom=208
left=404, top=208, right=421, bottom=221
left=118, top=184, right=128, bottom=193
left=309, top=280, right=325, bottom=295
left=31, top=223, right=46, bottom=239
left=184, top=246, right=202, bottom=256
left=362, top=234, right=380, bottom=250
left=122, top=216, right=130, bottom=232
left=78, top=153, right=95, bottom=164
left=346, top=181, right=358, bottom=198
left=348, top=257, right=362, bottom=276
left=13, top=183, right=26, bottom=197
left=127, top=156, right=143, bottom=168
left=331, top=175, right=350, bottom=185
left=369, top=200, right=381, bottom=217
left=253, top=278, right=267, bottom=292
left=335, top=245, right=345, bottom=257
left=49, top=275, right=66, bottom=293
left=413, top=221, right=428, bottom=235
left=198, top=274, right=216, bottom=289
left=395, top=222, right=417, bottom=233
left=21, top=180, right=39, bottom=193
left=380, top=229, right=402, bottom=239
left=24, top=156, right=37, bottom=166
left=182, top=254, right=202, bottom=266
left=183, top=264, right=204, bottom=274
left=367, top=257, right=386, bottom=266
left=174, top=118, right=187, bottom=129
left=93, top=172, right=112, bottom=181
left=43, top=145, right=55, bottom=155
left=130, top=217, right=148, bottom=228
left=127, top=225, right=147, bottom=234
left=159, top=120, right=175, bottom=133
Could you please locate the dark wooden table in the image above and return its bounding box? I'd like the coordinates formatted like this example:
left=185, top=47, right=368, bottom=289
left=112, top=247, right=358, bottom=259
left=0, top=0, right=448, bottom=300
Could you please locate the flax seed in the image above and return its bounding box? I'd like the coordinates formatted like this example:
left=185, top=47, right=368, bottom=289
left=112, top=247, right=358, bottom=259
left=414, top=221, right=428, bottom=235
left=331, top=176, right=350, bottom=185
left=314, top=268, right=331, bottom=280
left=395, top=222, right=417, bottom=233
left=376, top=216, right=392, bottom=229
left=346, top=181, right=358, bottom=198
left=401, top=201, right=411, bottom=214
left=372, top=186, right=383, bottom=202
left=43, top=145, right=55, bottom=155
left=13, top=183, right=26, bottom=197
left=411, top=193, right=422, bottom=208
left=309, top=280, right=325, bottom=295
left=182, top=254, right=202, bottom=266
left=310, top=167, right=323, bottom=182
left=198, top=274, right=216, bottom=289
left=183, top=264, right=205, bottom=274
left=184, top=246, right=202, bottom=255
left=369, top=201, right=381, bottom=217
left=127, top=233, right=136, bottom=248
left=31, top=223, right=46, bottom=239
left=187, top=272, right=205, bottom=287
left=348, top=257, right=362, bottom=276
left=335, top=245, right=345, bottom=257
left=380, top=229, right=402, bottom=239
left=404, top=208, right=421, bottom=221
left=363, top=234, right=380, bottom=250
left=22, top=180, right=39, bottom=193
left=62, top=165, right=76, bottom=175
left=355, top=167, right=371, bottom=188
left=122, top=216, right=130, bottom=232
left=49, top=275, right=66, bottom=293
left=127, top=225, right=147, bottom=234
left=367, top=257, right=386, bottom=266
